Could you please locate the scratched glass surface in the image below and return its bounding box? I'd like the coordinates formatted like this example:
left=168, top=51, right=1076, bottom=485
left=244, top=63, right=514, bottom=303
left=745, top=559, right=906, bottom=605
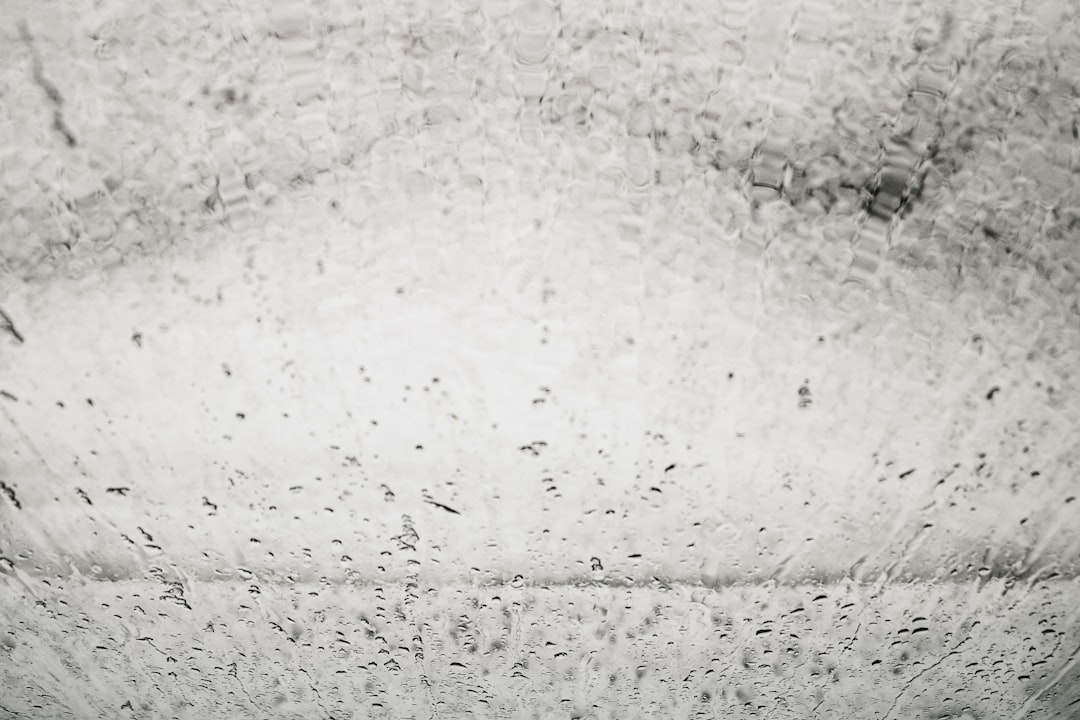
left=1, top=0, right=1079, bottom=718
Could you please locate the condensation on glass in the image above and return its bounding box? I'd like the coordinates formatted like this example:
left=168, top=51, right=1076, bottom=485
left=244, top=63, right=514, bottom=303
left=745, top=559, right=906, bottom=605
left=1, top=0, right=1078, bottom=718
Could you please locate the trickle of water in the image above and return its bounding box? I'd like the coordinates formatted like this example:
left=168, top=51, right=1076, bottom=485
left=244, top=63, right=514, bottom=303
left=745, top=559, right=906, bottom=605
left=2, top=0, right=1079, bottom=717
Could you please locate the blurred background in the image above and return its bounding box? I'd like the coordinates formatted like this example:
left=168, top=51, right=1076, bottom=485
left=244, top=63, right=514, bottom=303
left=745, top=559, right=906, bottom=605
left=1, top=0, right=1078, bottom=717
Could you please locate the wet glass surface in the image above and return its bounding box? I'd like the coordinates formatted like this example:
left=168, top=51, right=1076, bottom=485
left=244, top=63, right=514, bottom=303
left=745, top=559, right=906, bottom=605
left=1, top=0, right=1079, bottom=717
